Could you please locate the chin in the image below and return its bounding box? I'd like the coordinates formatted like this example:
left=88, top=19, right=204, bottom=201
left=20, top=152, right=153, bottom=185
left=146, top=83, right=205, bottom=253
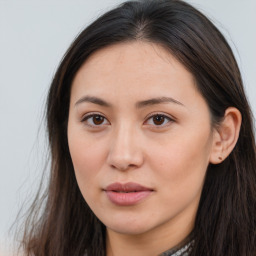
left=105, top=218, right=154, bottom=235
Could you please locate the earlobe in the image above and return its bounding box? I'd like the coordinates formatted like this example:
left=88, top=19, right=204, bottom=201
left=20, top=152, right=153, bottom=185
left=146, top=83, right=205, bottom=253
left=210, top=107, right=242, bottom=164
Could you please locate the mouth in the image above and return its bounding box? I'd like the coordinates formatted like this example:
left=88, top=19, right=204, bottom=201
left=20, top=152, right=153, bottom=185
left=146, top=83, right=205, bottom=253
left=104, top=182, right=154, bottom=206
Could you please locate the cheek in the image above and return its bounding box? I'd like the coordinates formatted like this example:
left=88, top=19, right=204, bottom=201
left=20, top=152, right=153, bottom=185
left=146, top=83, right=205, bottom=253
left=67, top=127, right=107, bottom=194
left=147, top=128, right=212, bottom=197
left=68, top=139, right=106, bottom=211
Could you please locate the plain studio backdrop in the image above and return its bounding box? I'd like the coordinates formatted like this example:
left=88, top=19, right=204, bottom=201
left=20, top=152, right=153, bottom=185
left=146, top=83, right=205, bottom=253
left=0, top=0, right=255, bottom=254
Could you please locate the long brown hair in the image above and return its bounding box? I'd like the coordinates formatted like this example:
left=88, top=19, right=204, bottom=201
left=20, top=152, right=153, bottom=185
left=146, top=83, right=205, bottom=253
left=19, top=0, right=256, bottom=255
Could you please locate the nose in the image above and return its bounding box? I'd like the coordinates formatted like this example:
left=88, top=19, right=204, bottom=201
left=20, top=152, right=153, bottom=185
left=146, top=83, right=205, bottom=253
left=106, top=124, right=144, bottom=171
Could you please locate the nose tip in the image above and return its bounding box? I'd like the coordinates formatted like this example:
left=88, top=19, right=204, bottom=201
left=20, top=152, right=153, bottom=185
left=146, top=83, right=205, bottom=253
left=106, top=129, right=144, bottom=171
left=107, top=144, right=144, bottom=171
left=110, top=161, right=139, bottom=172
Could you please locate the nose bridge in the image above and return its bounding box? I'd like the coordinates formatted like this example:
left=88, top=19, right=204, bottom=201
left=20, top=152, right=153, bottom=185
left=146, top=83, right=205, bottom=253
left=107, top=120, right=143, bottom=170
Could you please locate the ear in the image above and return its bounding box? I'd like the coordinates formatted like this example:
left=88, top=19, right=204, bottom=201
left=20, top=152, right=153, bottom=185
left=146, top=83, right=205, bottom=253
left=210, top=107, right=242, bottom=164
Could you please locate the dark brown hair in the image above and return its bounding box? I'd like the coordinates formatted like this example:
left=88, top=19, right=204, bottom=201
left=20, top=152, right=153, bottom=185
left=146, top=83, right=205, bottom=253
left=19, top=0, right=256, bottom=255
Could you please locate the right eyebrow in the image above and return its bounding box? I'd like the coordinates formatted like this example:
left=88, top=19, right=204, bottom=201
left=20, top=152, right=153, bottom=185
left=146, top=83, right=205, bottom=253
left=75, top=96, right=112, bottom=107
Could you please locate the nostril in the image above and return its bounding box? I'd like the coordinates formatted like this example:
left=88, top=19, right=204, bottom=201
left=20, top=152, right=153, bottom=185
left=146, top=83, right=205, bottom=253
left=106, top=140, right=144, bottom=171
left=111, top=163, right=138, bottom=171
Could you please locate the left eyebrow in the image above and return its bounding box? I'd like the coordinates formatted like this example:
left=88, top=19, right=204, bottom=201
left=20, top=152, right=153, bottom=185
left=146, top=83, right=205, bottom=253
left=135, top=97, right=184, bottom=108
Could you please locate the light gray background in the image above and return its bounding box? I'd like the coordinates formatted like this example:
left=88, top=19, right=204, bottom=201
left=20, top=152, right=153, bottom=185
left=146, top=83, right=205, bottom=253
left=1, top=0, right=255, bottom=254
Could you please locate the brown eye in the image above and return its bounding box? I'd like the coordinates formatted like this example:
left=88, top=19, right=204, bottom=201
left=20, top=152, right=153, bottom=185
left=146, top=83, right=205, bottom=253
left=93, top=115, right=105, bottom=125
left=152, top=115, right=165, bottom=125
left=145, top=113, right=173, bottom=127
left=82, top=114, right=109, bottom=127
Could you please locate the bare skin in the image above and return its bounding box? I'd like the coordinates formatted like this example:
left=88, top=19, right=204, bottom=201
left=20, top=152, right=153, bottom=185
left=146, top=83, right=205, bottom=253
left=68, top=42, right=241, bottom=256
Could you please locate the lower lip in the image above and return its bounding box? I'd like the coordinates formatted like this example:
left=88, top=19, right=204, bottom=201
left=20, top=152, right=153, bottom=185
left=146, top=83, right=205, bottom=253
left=105, top=191, right=153, bottom=206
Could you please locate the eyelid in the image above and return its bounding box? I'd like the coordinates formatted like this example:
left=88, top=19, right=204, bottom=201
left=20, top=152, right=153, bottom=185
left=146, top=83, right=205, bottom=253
left=80, top=111, right=175, bottom=128
left=81, top=112, right=110, bottom=127
left=144, top=112, right=175, bottom=127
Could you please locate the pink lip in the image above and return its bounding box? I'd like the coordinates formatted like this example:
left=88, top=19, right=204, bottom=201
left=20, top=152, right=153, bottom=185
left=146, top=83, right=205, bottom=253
left=104, top=182, right=154, bottom=206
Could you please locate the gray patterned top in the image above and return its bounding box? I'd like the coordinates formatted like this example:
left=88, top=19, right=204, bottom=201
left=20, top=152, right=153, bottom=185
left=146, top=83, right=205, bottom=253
left=159, top=240, right=194, bottom=256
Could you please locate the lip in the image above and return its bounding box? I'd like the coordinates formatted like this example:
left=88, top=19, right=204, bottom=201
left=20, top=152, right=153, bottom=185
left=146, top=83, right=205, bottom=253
left=104, top=182, right=154, bottom=206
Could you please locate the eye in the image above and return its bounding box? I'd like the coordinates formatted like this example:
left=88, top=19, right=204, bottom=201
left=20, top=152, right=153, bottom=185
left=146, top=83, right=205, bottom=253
left=145, top=113, right=174, bottom=127
left=81, top=113, right=110, bottom=127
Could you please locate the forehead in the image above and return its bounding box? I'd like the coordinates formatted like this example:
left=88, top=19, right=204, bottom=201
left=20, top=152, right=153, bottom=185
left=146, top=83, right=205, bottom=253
left=74, top=41, right=192, bottom=79
left=70, top=41, right=201, bottom=107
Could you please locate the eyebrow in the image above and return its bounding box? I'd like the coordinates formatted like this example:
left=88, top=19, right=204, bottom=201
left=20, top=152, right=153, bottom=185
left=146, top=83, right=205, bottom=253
left=75, top=96, right=112, bottom=107
left=135, top=96, right=184, bottom=108
left=75, top=95, right=184, bottom=108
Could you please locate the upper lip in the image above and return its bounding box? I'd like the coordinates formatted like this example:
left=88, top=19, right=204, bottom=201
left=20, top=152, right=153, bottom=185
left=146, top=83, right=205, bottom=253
left=105, top=182, right=153, bottom=192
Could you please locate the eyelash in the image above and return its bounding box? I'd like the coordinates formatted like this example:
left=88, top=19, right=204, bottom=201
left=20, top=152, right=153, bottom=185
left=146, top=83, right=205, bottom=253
left=81, top=112, right=109, bottom=128
left=145, top=113, right=174, bottom=128
left=81, top=112, right=174, bottom=128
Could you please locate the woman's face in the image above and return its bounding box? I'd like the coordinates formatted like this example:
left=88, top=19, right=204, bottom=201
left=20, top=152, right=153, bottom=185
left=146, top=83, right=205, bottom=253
left=68, top=42, right=216, bottom=239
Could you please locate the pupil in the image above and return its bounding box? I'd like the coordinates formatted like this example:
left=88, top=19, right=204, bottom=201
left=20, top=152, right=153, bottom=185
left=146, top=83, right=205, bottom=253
left=93, top=115, right=104, bottom=125
left=153, top=115, right=164, bottom=125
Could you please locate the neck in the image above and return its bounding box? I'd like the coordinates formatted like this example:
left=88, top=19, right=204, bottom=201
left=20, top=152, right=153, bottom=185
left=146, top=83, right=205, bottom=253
left=106, top=219, right=194, bottom=256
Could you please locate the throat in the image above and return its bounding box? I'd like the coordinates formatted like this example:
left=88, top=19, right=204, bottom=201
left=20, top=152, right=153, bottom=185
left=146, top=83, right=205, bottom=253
left=106, top=227, right=194, bottom=256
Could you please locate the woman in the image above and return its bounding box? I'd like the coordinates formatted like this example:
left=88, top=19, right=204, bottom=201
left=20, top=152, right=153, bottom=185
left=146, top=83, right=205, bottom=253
left=20, top=0, right=256, bottom=255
